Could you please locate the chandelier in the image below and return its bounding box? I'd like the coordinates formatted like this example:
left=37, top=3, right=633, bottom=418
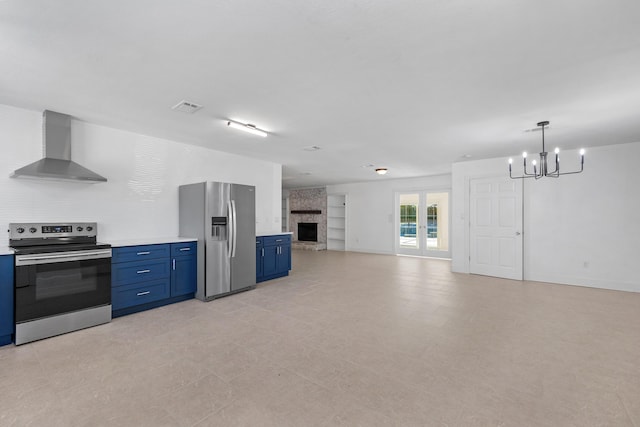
left=509, top=121, right=585, bottom=179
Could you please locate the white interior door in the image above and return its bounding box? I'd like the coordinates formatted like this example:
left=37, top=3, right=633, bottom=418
left=397, top=191, right=450, bottom=258
left=469, top=177, right=523, bottom=280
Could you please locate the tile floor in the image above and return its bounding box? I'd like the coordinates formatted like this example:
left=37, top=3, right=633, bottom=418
left=1, top=250, right=639, bottom=426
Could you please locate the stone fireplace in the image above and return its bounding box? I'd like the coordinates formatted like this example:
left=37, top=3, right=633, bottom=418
left=288, top=187, right=327, bottom=250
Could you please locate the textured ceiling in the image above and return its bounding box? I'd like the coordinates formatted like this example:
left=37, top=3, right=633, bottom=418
left=2, top=0, right=640, bottom=188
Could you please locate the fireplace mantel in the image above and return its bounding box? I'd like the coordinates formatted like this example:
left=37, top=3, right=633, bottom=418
left=290, top=210, right=321, bottom=214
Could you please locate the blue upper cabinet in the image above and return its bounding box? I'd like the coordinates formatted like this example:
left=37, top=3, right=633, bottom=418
left=256, top=234, right=291, bottom=283
left=0, top=255, right=14, bottom=346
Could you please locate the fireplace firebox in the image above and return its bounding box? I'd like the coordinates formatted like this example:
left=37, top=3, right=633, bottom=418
left=298, top=223, right=318, bottom=242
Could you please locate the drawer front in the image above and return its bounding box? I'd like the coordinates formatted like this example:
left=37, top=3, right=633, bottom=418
left=112, top=244, right=170, bottom=263
left=170, top=242, right=196, bottom=257
left=263, top=235, right=291, bottom=247
left=112, top=259, right=170, bottom=286
left=112, top=279, right=170, bottom=310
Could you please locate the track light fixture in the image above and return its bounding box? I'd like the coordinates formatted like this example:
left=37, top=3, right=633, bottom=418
left=226, top=120, right=268, bottom=137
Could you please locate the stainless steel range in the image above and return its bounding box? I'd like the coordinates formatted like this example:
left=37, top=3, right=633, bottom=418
left=9, top=222, right=112, bottom=345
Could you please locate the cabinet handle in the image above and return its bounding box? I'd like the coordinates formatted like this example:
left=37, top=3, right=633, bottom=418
left=261, top=248, right=264, bottom=257
left=179, top=247, right=191, bottom=251
left=137, top=291, right=151, bottom=296
left=172, top=259, right=176, bottom=270
left=136, top=269, right=151, bottom=274
left=276, top=239, right=283, bottom=242
left=137, top=251, right=151, bottom=255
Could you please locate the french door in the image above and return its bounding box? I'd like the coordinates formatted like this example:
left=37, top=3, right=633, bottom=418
left=396, top=191, right=450, bottom=258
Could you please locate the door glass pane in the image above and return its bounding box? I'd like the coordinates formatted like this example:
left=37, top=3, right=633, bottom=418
left=399, top=194, right=419, bottom=249
left=426, top=192, right=449, bottom=251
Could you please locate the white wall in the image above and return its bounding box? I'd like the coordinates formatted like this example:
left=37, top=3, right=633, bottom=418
left=0, top=105, right=282, bottom=246
left=327, top=174, right=452, bottom=254
left=452, top=142, right=640, bottom=292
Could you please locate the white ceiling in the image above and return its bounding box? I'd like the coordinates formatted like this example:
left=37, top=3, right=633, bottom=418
left=2, top=0, right=640, bottom=188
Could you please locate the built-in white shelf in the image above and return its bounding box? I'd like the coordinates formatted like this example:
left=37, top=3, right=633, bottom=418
left=327, top=194, right=347, bottom=251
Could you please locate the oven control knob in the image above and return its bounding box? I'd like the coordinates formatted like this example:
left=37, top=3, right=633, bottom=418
left=77, top=226, right=84, bottom=232
left=86, top=226, right=93, bottom=232
left=29, top=227, right=37, bottom=233
left=16, top=227, right=25, bottom=234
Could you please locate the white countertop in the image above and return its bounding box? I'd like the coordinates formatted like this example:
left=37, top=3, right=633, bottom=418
left=0, top=246, right=14, bottom=256
left=108, top=237, right=197, bottom=247
left=109, top=233, right=290, bottom=246
left=257, top=232, right=293, bottom=237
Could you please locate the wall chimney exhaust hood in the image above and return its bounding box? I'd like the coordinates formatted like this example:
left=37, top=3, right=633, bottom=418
left=11, top=110, right=107, bottom=183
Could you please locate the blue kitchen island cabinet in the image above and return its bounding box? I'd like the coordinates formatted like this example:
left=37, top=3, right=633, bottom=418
left=111, top=240, right=196, bottom=317
left=0, top=254, right=14, bottom=346
left=256, top=234, right=291, bottom=283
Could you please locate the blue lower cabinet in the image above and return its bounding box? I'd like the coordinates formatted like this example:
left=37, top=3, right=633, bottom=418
left=170, top=242, right=197, bottom=297
left=262, top=245, right=279, bottom=277
left=112, top=242, right=196, bottom=317
left=278, top=241, right=291, bottom=272
left=112, top=279, right=170, bottom=310
left=256, top=239, right=263, bottom=279
left=0, top=255, right=14, bottom=346
left=256, top=235, right=291, bottom=282
left=111, top=244, right=171, bottom=263
left=111, top=258, right=170, bottom=286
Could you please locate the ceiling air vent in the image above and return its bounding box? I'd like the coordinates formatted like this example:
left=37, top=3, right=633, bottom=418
left=171, top=100, right=203, bottom=114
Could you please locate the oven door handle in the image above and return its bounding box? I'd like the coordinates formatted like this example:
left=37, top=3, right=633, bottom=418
left=15, top=249, right=112, bottom=266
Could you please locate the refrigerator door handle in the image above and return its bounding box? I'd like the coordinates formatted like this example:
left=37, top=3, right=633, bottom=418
left=227, top=200, right=234, bottom=256
left=231, top=199, right=238, bottom=258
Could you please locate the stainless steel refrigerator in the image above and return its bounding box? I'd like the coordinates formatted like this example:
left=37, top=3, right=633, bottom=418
left=179, top=181, right=256, bottom=301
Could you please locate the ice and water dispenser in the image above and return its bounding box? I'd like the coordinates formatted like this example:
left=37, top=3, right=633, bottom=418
left=211, top=217, right=228, bottom=241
